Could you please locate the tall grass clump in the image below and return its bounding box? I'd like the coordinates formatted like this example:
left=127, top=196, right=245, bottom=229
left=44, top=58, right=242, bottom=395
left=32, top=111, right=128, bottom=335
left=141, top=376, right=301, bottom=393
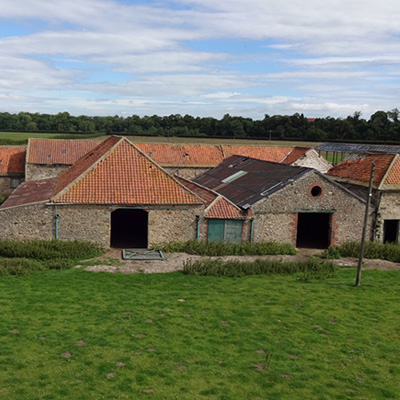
left=0, top=258, right=44, bottom=276
left=336, top=241, right=400, bottom=263
left=161, top=239, right=297, bottom=256
left=183, top=258, right=336, bottom=279
left=0, top=240, right=104, bottom=261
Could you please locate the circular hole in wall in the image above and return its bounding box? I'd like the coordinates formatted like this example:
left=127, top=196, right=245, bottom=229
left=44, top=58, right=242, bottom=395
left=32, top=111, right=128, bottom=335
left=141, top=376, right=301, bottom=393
left=311, top=185, right=322, bottom=197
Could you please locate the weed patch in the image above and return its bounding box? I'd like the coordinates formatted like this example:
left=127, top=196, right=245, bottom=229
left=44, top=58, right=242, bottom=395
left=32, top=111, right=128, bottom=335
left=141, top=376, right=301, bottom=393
left=183, top=258, right=336, bottom=279
left=325, top=241, right=400, bottom=263
left=160, top=239, right=296, bottom=256
left=0, top=258, right=44, bottom=276
left=0, top=240, right=105, bottom=275
left=0, top=239, right=104, bottom=261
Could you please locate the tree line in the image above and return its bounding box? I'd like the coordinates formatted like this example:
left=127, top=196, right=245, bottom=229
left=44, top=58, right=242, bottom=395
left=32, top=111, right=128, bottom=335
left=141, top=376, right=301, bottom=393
left=1, top=110, right=400, bottom=142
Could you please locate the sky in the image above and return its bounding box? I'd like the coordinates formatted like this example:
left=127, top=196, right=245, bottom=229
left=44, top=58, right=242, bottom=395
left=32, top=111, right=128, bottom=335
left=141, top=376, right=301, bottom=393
left=1, top=0, right=400, bottom=120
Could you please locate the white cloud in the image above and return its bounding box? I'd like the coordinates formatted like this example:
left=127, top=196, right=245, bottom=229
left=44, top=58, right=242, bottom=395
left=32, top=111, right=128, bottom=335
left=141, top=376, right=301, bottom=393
left=1, top=0, right=400, bottom=118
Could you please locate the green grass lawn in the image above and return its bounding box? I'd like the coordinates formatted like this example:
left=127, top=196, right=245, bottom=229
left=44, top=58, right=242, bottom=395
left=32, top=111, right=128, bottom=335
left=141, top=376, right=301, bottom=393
left=0, top=268, right=399, bottom=399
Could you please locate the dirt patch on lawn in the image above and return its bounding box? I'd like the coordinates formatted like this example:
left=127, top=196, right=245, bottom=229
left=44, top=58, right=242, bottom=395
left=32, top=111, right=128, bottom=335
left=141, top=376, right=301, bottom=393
left=77, top=247, right=400, bottom=274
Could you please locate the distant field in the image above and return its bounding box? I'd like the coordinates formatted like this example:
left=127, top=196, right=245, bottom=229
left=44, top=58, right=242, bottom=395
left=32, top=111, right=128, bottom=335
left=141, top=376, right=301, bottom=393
left=0, top=267, right=398, bottom=399
left=0, top=131, right=321, bottom=147
left=0, top=132, right=104, bottom=144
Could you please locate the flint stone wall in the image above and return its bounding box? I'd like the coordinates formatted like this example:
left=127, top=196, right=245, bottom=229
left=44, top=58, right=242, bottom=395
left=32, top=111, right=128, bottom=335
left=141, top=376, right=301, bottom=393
left=0, top=203, right=54, bottom=241
left=148, top=206, right=205, bottom=246
left=0, top=203, right=204, bottom=247
left=375, top=192, right=400, bottom=242
left=252, top=171, right=373, bottom=246
left=26, top=164, right=69, bottom=181
left=292, top=150, right=332, bottom=173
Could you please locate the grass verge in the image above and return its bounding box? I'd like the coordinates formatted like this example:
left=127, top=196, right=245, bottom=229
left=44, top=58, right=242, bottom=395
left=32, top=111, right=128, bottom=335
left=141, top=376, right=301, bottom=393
left=0, top=268, right=398, bottom=399
left=160, top=240, right=297, bottom=256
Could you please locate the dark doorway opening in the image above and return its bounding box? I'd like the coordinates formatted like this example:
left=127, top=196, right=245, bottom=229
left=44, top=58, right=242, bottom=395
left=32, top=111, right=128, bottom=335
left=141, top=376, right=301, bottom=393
left=111, top=209, right=148, bottom=248
left=296, top=212, right=331, bottom=249
left=383, top=220, right=399, bottom=244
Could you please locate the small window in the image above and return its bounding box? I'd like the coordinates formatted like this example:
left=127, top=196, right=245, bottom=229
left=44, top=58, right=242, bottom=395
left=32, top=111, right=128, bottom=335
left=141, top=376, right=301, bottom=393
left=311, top=185, right=322, bottom=197
left=10, top=178, right=21, bottom=189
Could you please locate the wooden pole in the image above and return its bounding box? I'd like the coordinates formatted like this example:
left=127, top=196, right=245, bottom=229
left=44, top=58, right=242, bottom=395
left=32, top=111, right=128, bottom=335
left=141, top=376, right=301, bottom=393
left=355, top=162, right=375, bottom=287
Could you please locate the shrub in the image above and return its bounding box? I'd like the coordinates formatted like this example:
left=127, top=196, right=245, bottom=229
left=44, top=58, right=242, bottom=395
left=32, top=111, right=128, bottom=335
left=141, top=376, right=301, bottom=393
left=160, top=240, right=297, bottom=256
left=0, top=240, right=104, bottom=261
left=336, top=241, right=400, bottom=263
left=183, top=258, right=336, bottom=279
left=0, top=258, right=44, bottom=276
left=320, top=246, right=341, bottom=259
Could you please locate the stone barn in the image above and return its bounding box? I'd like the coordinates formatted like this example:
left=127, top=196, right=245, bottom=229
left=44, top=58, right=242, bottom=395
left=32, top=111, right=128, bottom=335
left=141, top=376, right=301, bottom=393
left=194, top=156, right=372, bottom=248
left=327, top=153, right=400, bottom=243
left=0, top=146, right=25, bottom=197
left=0, top=136, right=205, bottom=248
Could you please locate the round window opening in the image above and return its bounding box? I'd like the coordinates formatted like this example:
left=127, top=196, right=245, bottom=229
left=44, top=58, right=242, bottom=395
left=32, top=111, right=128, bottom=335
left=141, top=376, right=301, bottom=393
left=311, top=185, right=322, bottom=197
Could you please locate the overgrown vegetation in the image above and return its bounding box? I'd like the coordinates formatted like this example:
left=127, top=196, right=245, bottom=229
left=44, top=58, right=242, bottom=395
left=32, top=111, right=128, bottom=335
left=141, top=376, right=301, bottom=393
left=160, top=239, right=297, bottom=256
left=183, top=258, right=336, bottom=280
left=322, top=241, right=400, bottom=263
left=0, top=240, right=104, bottom=275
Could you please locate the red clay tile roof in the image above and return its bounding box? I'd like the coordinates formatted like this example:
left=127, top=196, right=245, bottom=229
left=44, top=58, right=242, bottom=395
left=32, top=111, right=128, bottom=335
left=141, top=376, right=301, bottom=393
left=135, top=143, right=224, bottom=166
left=382, top=155, right=400, bottom=185
left=27, top=138, right=99, bottom=165
left=52, top=136, right=202, bottom=205
left=281, top=147, right=309, bottom=165
left=0, top=146, right=26, bottom=174
left=223, top=145, right=293, bottom=163
left=204, top=196, right=247, bottom=219
left=327, top=154, right=395, bottom=186
left=0, top=178, right=57, bottom=209
left=26, top=138, right=306, bottom=168
left=175, top=175, right=246, bottom=219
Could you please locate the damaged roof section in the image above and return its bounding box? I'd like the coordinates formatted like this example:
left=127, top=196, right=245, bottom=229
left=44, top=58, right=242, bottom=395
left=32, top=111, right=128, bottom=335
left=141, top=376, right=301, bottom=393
left=0, top=178, right=57, bottom=209
left=194, top=155, right=310, bottom=208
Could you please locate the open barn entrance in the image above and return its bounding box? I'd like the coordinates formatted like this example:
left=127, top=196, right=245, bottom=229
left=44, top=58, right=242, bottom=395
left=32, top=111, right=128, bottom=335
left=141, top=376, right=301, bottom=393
left=111, top=209, right=148, bottom=248
left=383, top=220, right=399, bottom=244
left=296, top=212, right=331, bottom=249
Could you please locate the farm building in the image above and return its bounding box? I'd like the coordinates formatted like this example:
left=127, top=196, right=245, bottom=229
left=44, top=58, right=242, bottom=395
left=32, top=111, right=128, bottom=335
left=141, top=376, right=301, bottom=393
left=194, top=156, right=373, bottom=248
left=24, top=138, right=331, bottom=182
left=0, top=146, right=25, bottom=196
left=175, top=175, right=250, bottom=243
left=0, top=136, right=207, bottom=247
left=327, top=153, right=400, bottom=243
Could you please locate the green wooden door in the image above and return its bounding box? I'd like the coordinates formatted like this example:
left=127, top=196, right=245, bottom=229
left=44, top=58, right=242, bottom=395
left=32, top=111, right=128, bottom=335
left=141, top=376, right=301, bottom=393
left=207, top=219, right=243, bottom=243
left=225, top=220, right=243, bottom=243
left=207, top=219, right=225, bottom=242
